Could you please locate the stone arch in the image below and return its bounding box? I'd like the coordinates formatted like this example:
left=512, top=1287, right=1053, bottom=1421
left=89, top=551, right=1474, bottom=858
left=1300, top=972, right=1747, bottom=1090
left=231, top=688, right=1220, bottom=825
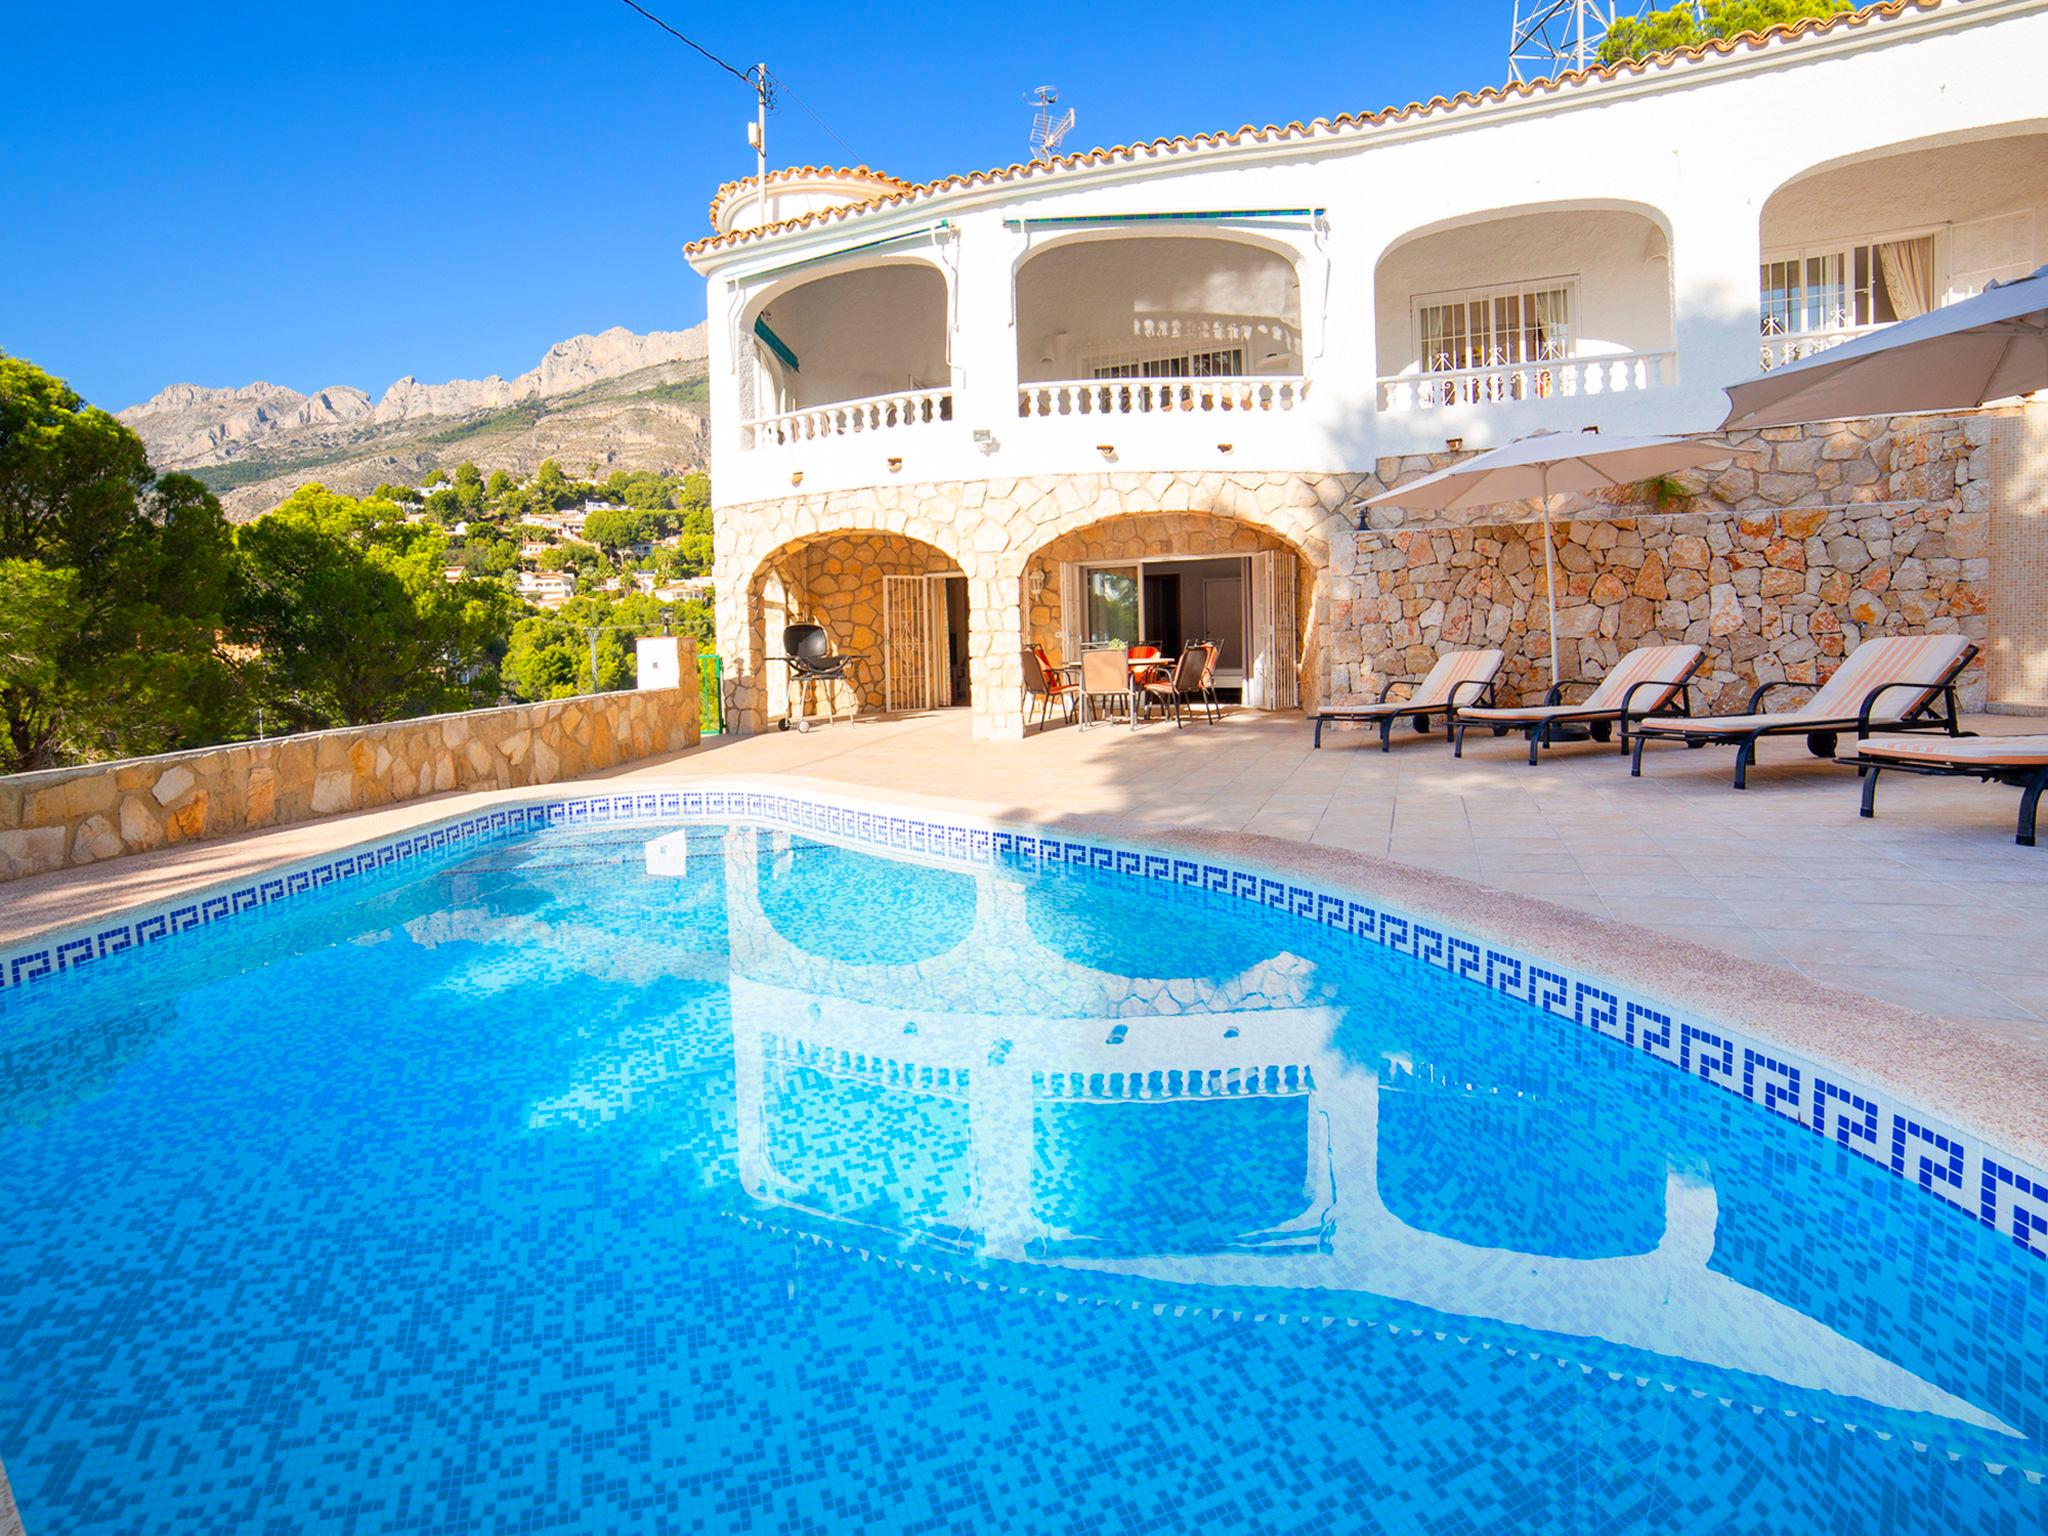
left=1011, top=488, right=1337, bottom=712
left=726, top=522, right=967, bottom=733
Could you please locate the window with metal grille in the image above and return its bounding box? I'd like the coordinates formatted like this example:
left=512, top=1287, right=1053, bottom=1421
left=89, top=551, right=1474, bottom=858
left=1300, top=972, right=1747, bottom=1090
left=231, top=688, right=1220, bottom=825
left=1091, top=347, right=1246, bottom=379
left=1415, top=282, right=1573, bottom=374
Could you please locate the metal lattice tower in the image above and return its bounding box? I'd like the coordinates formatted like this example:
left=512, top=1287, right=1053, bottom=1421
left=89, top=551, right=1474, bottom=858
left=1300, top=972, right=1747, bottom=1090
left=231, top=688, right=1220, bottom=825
left=1506, top=0, right=1621, bottom=82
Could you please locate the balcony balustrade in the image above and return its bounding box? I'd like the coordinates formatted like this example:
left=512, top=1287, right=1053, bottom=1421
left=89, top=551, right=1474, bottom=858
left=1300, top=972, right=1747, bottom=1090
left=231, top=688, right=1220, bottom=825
left=1377, top=351, right=1677, bottom=413
left=1758, top=324, right=1886, bottom=371
left=1016, top=376, right=1312, bottom=419
left=742, top=387, right=953, bottom=451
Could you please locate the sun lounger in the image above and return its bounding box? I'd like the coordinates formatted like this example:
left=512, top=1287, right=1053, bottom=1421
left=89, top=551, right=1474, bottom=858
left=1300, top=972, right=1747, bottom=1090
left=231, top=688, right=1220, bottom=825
left=1453, top=643, right=1704, bottom=765
left=1842, top=733, right=2048, bottom=847
left=1311, top=649, right=1504, bottom=750
left=1629, top=634, right=1976, bottom=789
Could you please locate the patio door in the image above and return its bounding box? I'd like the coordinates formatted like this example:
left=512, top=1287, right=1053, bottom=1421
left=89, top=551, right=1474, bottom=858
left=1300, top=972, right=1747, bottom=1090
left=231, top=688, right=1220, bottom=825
left=1246, top=551, right=1298, bottom=710
left=883, top=574, right=960, bottom=712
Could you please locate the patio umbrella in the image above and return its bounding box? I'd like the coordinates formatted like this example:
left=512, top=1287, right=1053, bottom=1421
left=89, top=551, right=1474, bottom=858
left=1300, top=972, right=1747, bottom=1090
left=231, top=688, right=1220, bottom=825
left=1364, top=430, right=1730, bottom=683
left=1722, top=263, right=2048, bottom=430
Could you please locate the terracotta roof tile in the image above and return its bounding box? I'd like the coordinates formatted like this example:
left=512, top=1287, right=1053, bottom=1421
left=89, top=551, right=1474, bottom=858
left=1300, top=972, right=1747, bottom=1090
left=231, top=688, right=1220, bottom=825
left=684, top=0, right=1934, bottom=261
left=705, top=165, right=914, bottom=229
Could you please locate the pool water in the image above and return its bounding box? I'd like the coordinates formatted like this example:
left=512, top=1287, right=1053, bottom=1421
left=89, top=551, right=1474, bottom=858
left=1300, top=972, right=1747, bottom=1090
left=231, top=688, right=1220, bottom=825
left=1, top=819, right=2043, bottom=1534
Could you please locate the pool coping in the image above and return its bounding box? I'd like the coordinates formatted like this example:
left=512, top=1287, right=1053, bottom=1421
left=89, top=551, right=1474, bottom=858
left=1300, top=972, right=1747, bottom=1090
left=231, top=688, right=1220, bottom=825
left=2, top=772, right=2044, bottom=1258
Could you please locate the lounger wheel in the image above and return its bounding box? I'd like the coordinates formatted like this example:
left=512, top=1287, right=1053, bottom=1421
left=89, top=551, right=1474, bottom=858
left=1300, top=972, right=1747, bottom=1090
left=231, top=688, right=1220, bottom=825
left=1589, top=720, right=1612, bottom=744
left=1411, top=713, right=1430, bottom=734
left=1491, top=726, right=1509, bottom=737
left=1806, top=731, right=1838, bottom=759
left=777, top=718, right=791, bottom=732
left=795, top=718, right=812, bottom=734
left=1685, top=739, right=1706, bottom=749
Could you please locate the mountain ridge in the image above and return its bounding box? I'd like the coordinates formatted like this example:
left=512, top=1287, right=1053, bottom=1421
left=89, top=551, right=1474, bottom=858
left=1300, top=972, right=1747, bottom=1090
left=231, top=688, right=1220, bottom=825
left=119, top=324, right=712, bottom=521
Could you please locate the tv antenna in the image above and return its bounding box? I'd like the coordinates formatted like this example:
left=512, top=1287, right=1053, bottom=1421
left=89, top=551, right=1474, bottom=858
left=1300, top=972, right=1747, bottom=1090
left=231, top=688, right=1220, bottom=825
left=1026, top=86, right=1075, bottom=163
left=1507, top=0, right=1635, bottom=82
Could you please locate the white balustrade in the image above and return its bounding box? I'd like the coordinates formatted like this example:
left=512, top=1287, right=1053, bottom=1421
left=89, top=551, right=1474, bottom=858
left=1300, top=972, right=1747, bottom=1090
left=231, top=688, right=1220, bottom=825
left=1757, top=325, right=1885, bottom=371
left=1377, top=352, right=1677, bottom=413
left=1016, top=376, right=1312, bottom=419
left=742, top=388, right=953, bottom=450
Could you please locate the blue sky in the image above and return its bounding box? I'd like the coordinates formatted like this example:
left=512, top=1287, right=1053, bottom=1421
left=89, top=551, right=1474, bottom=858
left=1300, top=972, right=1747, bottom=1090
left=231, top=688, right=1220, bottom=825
left=3, top=1, right=1511, bottom=410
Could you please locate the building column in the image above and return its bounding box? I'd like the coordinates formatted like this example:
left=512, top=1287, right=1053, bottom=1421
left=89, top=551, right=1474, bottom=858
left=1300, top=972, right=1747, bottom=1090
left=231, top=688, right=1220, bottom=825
left=966, top=555, right=1027, bottom=741
left=1663, top=173, right=1768, bottom=428
left=947, top=210, right=1025, bottom=451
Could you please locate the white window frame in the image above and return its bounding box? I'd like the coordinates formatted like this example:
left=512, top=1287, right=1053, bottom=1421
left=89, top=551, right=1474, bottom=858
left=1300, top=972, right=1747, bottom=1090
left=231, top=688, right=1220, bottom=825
left=1410, top=275, right=1579, bottom=375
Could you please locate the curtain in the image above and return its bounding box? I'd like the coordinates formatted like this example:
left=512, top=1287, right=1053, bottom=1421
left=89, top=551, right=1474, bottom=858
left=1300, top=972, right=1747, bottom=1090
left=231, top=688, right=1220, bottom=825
left=1532, top=287, right=1571, bottom=360
left=1879, top=236, right=1937, bottom=320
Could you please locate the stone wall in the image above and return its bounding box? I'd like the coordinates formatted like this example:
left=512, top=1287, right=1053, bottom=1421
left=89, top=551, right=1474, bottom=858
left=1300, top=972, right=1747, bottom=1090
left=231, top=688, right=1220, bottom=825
left=1354, top=412, right=1995, bottom=712
left=0, top=678, right=700, bottom=884
left=713, top=409, right=2016, bottom=738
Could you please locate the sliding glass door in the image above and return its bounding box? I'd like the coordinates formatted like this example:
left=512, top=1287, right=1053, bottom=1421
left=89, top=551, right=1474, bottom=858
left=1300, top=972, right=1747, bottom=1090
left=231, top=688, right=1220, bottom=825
left=1084, top=566, right=1139, bottom=647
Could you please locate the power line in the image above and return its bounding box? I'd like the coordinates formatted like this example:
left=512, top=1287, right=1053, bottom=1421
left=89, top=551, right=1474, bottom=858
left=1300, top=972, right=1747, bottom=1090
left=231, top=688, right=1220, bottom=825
left=768, top=71, right=861, bottom=163
left=613, top=0, right=756, bottom=88
left=611, top=0, right=861, bottom=164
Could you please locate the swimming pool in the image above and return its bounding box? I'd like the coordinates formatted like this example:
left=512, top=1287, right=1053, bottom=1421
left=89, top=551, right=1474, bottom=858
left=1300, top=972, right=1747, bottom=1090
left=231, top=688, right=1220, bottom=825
left=2, top=786, right=2044, bottom=1534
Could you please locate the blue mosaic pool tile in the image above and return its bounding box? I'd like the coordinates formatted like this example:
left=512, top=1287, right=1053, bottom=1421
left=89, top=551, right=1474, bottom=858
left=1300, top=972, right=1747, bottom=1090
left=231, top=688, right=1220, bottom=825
left=2, top=782, right=2044, bottom=1264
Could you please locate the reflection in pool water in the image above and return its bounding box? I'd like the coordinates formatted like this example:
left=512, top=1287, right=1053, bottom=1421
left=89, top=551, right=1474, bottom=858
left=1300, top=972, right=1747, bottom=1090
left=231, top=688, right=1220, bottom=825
left=0, top=820, right=2042, bottom=1535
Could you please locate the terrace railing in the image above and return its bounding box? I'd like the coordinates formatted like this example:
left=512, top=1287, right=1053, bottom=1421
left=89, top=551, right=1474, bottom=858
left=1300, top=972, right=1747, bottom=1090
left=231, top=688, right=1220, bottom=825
left=1758, top=324, right=1886, bottom=371
left=1377, top=350, right=1676, bottom=413
left=742, top=387, right=953, bottom=450
left=1017, top=376, right=1312, bottom=418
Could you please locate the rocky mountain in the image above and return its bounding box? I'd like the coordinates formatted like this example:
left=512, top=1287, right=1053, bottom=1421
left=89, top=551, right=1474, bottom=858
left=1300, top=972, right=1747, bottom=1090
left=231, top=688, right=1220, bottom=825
left=120, top=325, right=711, bottom=520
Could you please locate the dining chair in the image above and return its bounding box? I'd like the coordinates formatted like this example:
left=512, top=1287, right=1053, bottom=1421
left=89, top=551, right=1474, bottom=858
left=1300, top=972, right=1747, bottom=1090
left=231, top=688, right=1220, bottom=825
left=1079, top=647, right=1130, bottom=729
left=1020, top=647, right=1077, bottom=732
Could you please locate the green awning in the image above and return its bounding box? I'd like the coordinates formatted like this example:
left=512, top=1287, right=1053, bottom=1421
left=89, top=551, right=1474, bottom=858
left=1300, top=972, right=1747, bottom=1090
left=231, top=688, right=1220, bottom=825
left=753, top=315, right=799, bottom=373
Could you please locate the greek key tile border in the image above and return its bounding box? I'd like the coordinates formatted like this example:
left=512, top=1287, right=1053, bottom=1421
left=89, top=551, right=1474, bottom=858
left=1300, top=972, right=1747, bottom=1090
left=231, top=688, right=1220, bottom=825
left=3, top=783, right=2043, bottom=1260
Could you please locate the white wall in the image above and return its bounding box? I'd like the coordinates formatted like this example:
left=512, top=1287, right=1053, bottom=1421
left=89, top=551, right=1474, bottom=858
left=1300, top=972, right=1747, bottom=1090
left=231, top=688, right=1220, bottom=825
left=693, top=1, right=2048, bottom=509
left=1371, top=209, right=1673, bottom=376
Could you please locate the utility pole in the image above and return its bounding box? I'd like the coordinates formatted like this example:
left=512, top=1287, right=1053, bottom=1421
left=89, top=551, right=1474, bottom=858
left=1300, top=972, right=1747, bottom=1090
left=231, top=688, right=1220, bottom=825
left=749, top=63, right=771, bottom=225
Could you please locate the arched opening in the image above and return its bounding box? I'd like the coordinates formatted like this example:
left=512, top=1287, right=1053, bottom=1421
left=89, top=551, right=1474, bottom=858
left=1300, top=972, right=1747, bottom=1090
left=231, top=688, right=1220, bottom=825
left=1014, top=235, right=1305, bottom=408
left=740, top=261, right=951, bottom=444
left=1020, top=510, right=1319, bottom=710
left=740, top=527, right=968, bottom=731
left=1372, top=204, right=1676, bottom=411
left=1757, top=127, right=2048, bottom=369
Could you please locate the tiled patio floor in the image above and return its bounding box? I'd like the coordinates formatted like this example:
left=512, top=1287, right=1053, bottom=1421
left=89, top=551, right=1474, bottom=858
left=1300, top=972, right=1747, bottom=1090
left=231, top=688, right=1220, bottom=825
left=652, top=708, right=2048, bottom=1047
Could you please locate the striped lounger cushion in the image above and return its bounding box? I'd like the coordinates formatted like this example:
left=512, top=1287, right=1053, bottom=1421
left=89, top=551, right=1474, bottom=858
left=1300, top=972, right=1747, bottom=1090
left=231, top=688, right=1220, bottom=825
left=1854, top=734, right=2048, bottom=767
left=1319, top=650, right=1504, bottom=718
left=1459, top=644, right=1701, bottom=725
left=1636, top=634, right=1972, bottom=735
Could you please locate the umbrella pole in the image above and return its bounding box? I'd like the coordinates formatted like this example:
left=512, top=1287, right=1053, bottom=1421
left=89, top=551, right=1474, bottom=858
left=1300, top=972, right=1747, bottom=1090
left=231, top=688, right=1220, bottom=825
left=1540, top=466, right=1561, bottom=685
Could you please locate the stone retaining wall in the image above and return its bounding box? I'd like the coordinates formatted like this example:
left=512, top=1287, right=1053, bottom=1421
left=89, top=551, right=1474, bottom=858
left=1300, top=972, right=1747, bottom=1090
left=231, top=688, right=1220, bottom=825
left=714, top=408, right=2023, bottom=737
left=0, top=677, right=700, bottom=884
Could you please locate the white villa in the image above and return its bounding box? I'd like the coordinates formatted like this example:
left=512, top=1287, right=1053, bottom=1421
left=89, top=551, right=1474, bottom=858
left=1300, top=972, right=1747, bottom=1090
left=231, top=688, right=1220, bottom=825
left=687, top=0, right=2048, bottom=739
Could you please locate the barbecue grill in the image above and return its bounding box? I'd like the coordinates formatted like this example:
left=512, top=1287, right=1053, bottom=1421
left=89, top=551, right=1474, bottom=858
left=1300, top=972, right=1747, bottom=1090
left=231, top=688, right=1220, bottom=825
left=770, top=623, right=865, bottom=732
